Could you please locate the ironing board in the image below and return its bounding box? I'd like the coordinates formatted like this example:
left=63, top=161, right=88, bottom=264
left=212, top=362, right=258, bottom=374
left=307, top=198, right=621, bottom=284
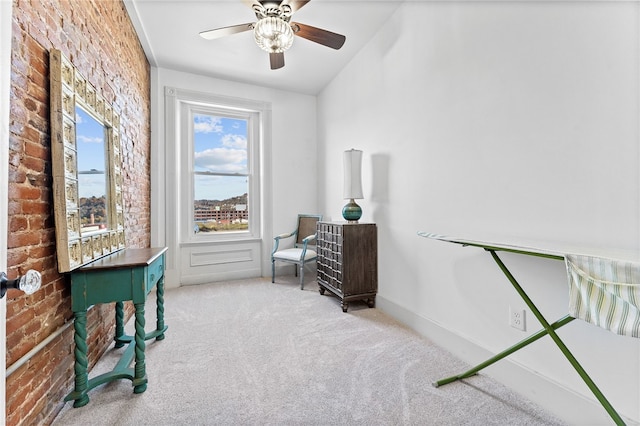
left=418, top=232, right=640, bottom=426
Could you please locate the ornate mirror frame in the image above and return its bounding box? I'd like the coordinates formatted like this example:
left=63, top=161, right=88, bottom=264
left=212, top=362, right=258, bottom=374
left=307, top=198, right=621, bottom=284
left=50, top=49, right=125, bottom=272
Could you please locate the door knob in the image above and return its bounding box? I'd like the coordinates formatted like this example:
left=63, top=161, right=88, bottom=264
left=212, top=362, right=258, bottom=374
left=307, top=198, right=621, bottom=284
left=0, top=270, right=42, bottom=298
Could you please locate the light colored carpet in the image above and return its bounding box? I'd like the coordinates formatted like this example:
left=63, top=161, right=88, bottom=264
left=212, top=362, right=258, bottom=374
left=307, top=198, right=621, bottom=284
left=53, top=276, right=565, bottom=425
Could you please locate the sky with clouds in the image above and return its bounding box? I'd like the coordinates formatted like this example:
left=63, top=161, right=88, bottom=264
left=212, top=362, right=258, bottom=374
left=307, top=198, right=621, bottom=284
left=193, top=113, right=248, bottom=201
left=76, top=107, right=106, bottom=199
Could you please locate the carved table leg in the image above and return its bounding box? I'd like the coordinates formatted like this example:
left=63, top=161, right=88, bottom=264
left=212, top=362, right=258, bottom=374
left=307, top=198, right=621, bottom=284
left=155, top=276, right=166, bottom=341
left=114, top=301, right=125, bottom=348
left=132, top=302, right=147, bottom=394
left=66, top=310, right=90, bottom=407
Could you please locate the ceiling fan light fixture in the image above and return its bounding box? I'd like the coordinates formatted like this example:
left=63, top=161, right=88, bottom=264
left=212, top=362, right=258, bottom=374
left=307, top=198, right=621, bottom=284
left=254, top=17, right=294, bottom=53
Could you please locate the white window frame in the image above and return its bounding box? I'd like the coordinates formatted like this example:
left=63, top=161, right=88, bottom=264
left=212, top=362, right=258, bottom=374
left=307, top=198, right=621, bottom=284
left=182, top=103, right=260, bottom=243
left=164, top=87, right=272, bottom=255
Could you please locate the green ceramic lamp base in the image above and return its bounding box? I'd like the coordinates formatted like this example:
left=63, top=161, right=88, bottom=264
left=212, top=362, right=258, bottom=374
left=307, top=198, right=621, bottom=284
left=342, top=199, right=362, bottom=222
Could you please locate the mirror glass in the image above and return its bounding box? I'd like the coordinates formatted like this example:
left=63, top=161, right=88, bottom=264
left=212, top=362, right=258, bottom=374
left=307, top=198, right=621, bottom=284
left=76, top=106, right=108, bottom=234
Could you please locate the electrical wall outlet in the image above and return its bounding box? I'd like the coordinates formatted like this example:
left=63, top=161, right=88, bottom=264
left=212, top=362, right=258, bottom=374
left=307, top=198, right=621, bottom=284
left=509, top=307, right=526, bottom=331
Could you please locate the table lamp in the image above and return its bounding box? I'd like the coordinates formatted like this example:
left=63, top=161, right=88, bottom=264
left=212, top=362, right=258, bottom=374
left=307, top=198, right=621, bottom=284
left=342, top=149, right=363, bottom=222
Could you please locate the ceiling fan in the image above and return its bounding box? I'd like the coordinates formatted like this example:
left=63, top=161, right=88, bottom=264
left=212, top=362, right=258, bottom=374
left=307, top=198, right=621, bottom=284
left=199, top=0, right=346, bottom=70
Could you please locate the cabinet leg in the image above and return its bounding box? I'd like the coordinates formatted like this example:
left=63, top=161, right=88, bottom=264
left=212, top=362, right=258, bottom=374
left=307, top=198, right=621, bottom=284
left=342, top=302, right=349, bottom=313
left=368, top=297, right=376, bottom=308
left=132, top=303, right=147, bottom=394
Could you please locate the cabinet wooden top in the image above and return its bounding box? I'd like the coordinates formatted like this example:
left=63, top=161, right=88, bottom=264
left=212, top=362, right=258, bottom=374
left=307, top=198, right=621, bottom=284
left=77, top=247, right=168, bottom=272
left=318, top=221, right=376, bottom=226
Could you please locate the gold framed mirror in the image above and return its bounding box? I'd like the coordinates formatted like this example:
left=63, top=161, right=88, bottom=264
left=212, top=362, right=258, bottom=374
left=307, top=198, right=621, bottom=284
left=50, top=49, right=125, bottom=272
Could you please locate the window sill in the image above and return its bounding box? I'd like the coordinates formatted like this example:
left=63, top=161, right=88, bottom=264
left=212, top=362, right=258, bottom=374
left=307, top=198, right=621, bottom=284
left=180, top=236, right=262, bottom=247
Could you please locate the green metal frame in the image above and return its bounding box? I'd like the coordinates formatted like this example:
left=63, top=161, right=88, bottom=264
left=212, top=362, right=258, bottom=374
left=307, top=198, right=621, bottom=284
left=428, top=237, right=626, bottom=425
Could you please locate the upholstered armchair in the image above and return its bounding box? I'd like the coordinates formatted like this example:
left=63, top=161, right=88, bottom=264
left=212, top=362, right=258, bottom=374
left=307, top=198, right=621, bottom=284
left=271, top=214, right=322, bottom=289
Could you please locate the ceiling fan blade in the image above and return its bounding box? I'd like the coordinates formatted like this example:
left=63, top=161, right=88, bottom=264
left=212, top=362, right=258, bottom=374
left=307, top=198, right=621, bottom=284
left=199, top=23, right=254, bottom=40
left=292, top=22, right=345, bottom=50
left=270, top=52, right=285, bottom=70
left=284, top=0, right=310, bottom=13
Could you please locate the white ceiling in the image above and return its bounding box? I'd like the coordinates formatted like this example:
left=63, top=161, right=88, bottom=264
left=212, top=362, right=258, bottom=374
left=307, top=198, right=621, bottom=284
left=124, top=0, right=403, bottom=95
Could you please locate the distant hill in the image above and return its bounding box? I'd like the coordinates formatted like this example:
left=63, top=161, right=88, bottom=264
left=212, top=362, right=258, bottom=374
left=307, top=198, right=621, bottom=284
left=195, top=193, right=247, bottom=210
left=79, top=196, right=106, bottom=224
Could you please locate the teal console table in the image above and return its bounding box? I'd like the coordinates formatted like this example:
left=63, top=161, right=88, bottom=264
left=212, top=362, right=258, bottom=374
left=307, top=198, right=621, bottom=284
left=64, top=247, right=168, bottom=407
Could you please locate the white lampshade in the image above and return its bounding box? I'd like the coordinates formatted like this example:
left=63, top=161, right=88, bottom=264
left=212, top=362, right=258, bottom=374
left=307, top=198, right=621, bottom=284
left=254, top=17, right=294, bottom=53
left=343, top=149, right=363, bottom=200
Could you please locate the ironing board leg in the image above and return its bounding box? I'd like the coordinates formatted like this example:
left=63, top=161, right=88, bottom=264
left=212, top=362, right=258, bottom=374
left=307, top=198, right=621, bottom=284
left=489, top=250, right=626, bottom=426
left=435, top=250, right=626, bottom=425
left=433, top=315, right=574, bottom=387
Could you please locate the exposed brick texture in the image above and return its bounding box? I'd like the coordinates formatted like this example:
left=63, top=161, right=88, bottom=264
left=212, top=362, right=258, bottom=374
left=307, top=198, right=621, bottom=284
left=7, top=0, right=150, bottom=424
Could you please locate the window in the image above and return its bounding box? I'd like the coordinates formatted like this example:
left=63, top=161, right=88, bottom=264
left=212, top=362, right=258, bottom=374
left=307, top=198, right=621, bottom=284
left=164, top=87, right=272, bottom=282
left=178, top=97, right=263, bottom=242
left=165, top=86, right=271, bottom=258
left=192, top=112, right=250, bottom=234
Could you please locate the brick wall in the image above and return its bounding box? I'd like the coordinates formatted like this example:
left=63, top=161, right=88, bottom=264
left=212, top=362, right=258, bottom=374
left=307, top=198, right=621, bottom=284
left=7, top=0, right=150, bottom=424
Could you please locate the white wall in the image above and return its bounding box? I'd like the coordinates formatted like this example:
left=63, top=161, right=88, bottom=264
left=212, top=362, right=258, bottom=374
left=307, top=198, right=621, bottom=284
left=318, top=2, right=640, bottom=424
left=151, top=68, right=318, bottom=286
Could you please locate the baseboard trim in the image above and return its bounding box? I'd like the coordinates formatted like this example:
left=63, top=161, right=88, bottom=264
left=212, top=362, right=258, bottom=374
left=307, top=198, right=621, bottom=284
left=376, top=295, right=633, bottom=426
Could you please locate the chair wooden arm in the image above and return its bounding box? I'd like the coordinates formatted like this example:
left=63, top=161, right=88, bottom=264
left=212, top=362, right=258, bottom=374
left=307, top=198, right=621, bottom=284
left=299, top=234, right=317, bottom=259
left=301, top=234, right=316, bottom=244
left=275, top=231, right=296, bottom=240
left=272, top=230, right=297, bottom=256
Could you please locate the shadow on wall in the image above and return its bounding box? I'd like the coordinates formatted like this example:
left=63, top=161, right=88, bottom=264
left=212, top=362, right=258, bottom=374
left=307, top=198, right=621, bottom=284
left=371, top=153, right=390, bottom=203
left=371, top=152, right=390, bottom=233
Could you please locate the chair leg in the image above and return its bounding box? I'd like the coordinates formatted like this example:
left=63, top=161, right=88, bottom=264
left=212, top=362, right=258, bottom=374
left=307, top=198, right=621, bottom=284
left=271, top=259, right=275, bottom=283
left=300, top=264, right=304, bottom=290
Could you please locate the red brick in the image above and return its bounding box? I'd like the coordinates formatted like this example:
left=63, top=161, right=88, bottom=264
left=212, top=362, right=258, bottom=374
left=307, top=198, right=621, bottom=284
left=6, top=377, right=31, bottom=416
left=9, top=216, right=28, bottom=233
left=21, top=155, right=45, bottom=173
left=19, top=200, right=49, bottom=215
left=7, top=232, right=40, bottom=249
left=12, top=185, right=41, bottom=200
left=21, top=126, right=41, bottom=144
left=8, top=0, right=151, bottom=422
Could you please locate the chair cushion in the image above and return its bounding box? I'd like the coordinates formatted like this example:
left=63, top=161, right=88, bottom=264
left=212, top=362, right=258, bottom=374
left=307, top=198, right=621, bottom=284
left=273, top=248, right=317, bottom=262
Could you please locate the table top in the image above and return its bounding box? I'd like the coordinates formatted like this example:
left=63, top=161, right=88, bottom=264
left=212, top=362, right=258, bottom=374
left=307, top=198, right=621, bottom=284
left=418, top=232, right=640, bottom=262
left=78, top=247, right=168, bottom=272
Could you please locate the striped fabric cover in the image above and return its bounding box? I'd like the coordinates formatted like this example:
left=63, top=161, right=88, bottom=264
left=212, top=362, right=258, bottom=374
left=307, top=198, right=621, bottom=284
left=565, top=254, right=640, bottom=338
